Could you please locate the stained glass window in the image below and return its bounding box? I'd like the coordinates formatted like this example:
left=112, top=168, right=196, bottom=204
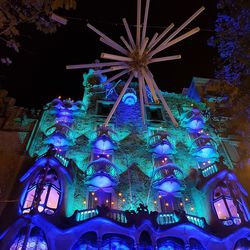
left=22, top=168, right=61, bottom=215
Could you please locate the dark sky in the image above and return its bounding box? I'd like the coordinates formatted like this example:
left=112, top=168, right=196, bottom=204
left=1, top=0, right=217, bottom=109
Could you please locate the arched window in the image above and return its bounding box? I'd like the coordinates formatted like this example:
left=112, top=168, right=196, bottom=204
left=22, top=168, right=61, bottom=215
left=72, top=232, right=98, bottom=250
left=157, top=237, right=185, bottom=250
left=102, top=234, right=134, bottom=250
left=213, top=182, right=241, bottom=226
left=10, top=227, right=48, bottom=250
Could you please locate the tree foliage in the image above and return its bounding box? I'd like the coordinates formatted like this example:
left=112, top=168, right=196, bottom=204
left=208, top=0, right=250, bottom=165
left=0, top=0, right=77, bottom=64
left=208, top=0, right=250, bottom=85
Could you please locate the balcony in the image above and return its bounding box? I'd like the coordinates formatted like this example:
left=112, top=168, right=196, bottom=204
left=92, top=134, right=117, bottom=153
left=74, top=208, right=206, bottom=229
left=200, top=162, right=218, bottom=178
left=150, top=139, right=174, bottom=156
left=86, top=158, right=119, bottom=188
left=190, top=135, right=218, bottom=161
left=180, top=108, right=204, bottom=131
left=75, top=208, right=99, bottom=222
left=152, top=164, right=183, bottom=195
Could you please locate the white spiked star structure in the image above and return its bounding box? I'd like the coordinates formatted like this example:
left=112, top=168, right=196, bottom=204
left=66, top=0, right=205, bottom=127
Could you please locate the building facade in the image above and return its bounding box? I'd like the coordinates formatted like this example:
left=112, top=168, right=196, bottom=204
left=0, top=71, right=250, bottom=250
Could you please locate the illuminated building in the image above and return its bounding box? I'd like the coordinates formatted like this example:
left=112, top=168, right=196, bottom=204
left=1, top=1, right=250, bottom=248
left=0, top=71, right=249, bottom=250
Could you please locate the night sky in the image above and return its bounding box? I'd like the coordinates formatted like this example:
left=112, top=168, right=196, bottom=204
left=1, top=0, right=217, bottom=109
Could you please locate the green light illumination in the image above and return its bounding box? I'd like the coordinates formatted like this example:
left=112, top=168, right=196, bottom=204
left=26, top=72, right=227, bottom=223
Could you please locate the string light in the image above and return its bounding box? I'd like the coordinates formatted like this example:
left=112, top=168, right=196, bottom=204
left=158, top=195, right=162, bottom=199
left=122, top=198, right=126, bottom=202
left=154, top=200, right=157, bottom=204
left=118, top=192, right=122, bottom=197
left=91, top=192, right=95, bottom=196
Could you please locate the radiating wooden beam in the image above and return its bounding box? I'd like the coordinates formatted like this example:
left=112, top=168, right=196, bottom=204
left=66, top=61, right=124, bottom=70
left=101, top=53, right=133, bottom=62
left=148, top=32, right=158, bottom=48
left=87, top=23, right=127, bottom=55
left=139, top=37, right=149, bottom=56
left=100, top=37, right=128, bottom=55
left=141, top=68, right=159, bottom=103
left=51, top=13, right=68, bottom=25
left=141, top=0, right=150, bottom=44
left=166, top=6, right=205, bottom=43
left=104, top=73, right=134, bottom=126
left=96, top=65, right=129, bottom=74
left=161, top=27, right=200, bottom=50
left=136, top=0, right=142, bottom=47
left=141, top=76, right=148, bottom=105
left=138, top=75, right=146, bottom=125
left=102, top=69, right=129, bottom=85
left=148, top=6, right=205, bottom=57
left=148, top=23, right=174, bottom=51
left=149, top=27, right=200, bottom=57
left=122, top=18, right=136, bottom=48
left=149, top=54, right=181, bottom=64
left=149, top=72, right=179, bottom=127
left=120, top=36, right=133, bottom=52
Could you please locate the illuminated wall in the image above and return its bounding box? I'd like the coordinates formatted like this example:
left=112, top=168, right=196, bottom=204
left=1, top=71, right=250, bottom=250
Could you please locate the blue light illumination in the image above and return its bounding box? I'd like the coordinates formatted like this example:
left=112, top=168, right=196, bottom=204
left=187, top=118, right=204, bottom=130
left=45, top=132, right=71, bottom=147
left=122, top=91, right=137, bottom=106
left=93, top=136, right=114, bottom=151
left=157, top=180, right=181, bottom=193
left=193, top=146, right=218, bottom=160
left=89, top=175, right=113, bottom=188
left=152, top=141, right=173, bottom=155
